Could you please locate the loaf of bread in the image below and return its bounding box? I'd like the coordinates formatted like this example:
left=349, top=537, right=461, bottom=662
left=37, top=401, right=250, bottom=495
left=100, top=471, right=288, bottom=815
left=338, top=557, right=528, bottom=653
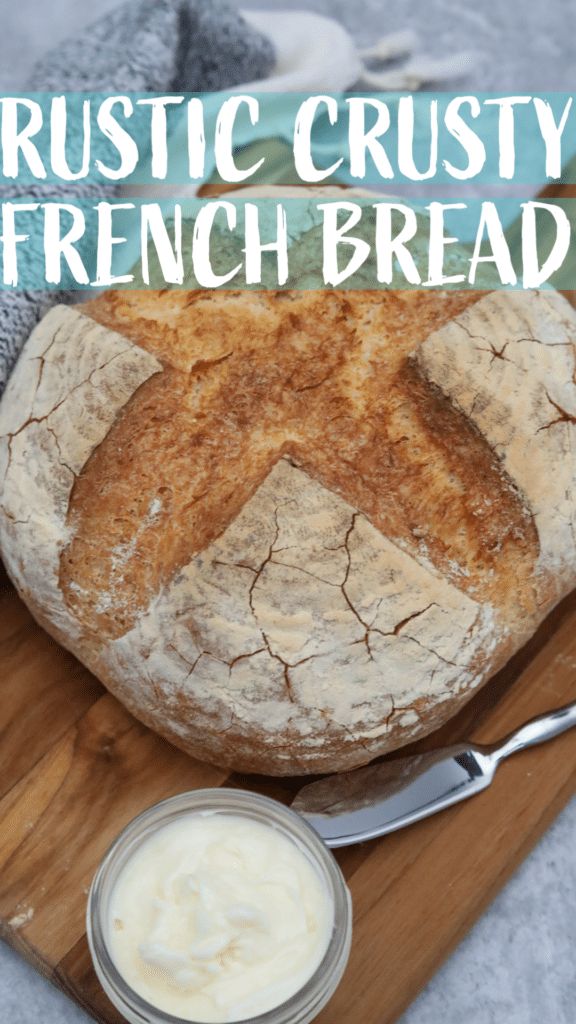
left=1, top=223, right=576, bottom=774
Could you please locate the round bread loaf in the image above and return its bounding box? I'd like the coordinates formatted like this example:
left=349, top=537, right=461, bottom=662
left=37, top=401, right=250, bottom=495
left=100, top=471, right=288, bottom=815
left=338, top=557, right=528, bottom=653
left=1, top=193, right=576, bottom=775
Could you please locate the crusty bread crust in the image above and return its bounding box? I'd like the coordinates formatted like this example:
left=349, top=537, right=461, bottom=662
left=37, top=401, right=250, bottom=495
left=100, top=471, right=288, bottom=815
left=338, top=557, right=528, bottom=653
left=1, top=281, right=575, bottom=774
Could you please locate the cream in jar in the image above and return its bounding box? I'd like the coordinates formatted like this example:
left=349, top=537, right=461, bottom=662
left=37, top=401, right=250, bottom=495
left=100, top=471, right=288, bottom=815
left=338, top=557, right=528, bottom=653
left=106, top=812, right=335, bottom=1023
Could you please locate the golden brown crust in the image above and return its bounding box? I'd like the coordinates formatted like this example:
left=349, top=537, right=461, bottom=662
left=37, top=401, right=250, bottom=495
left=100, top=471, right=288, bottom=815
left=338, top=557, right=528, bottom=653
left=63, top=288, right=537, bottom=646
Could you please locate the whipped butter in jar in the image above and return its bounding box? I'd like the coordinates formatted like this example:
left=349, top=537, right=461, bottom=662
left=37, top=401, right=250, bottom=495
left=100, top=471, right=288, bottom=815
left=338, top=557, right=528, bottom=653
left=87, top=789, right=352, bottom=1024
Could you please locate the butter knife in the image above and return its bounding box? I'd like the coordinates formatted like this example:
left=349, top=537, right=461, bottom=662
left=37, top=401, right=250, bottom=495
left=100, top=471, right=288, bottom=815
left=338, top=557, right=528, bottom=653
left=292, top=701, right=576, bottom=847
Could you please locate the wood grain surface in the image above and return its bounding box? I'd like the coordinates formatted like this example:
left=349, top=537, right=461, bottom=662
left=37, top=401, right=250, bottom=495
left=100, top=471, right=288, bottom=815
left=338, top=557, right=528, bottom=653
left=1, top=557, right=575, bottom=1024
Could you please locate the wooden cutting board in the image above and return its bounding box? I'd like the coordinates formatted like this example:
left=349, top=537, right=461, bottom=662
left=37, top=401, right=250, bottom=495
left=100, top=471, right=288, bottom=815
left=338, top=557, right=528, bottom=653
left=1, top=558, right=576, bottom=1024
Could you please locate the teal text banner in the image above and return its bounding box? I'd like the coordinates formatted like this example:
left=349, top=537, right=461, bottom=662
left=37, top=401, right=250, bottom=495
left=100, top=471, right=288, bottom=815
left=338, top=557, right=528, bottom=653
left=1, top=196, right=574, bottom=291
left=1, top=93, right=576, bottom=188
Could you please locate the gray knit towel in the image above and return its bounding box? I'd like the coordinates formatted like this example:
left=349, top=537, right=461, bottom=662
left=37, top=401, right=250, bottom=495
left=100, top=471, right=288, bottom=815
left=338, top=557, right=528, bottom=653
left=0, top=0, right=275, bottom=394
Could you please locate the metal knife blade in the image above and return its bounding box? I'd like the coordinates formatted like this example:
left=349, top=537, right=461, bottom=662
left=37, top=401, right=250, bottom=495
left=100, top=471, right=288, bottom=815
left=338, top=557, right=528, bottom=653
left=291, top=744, right=497, bottom=847
left=292, top=700, right=576, bottom=848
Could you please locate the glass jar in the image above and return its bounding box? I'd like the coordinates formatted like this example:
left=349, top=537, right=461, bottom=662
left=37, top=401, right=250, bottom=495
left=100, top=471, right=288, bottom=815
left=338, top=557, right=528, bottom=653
left=87, top=787, right=353, bottom=1024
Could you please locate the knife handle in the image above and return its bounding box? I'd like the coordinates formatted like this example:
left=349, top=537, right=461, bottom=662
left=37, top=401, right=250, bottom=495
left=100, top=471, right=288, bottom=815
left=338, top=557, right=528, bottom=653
left=493, top=700, right=576, bottom=763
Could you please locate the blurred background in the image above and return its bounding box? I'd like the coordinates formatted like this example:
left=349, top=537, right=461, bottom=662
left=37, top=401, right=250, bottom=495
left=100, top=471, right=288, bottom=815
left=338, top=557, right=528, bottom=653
left=1, top=0, right=576, bottom=91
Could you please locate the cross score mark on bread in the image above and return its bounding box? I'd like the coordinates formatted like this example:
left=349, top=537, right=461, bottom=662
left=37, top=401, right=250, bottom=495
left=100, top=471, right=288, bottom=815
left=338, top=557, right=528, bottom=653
left=0, top=288, right=575, bottom=773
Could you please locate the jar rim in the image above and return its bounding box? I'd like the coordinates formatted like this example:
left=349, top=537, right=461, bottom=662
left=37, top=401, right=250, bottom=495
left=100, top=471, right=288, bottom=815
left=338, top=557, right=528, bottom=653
left=87, top=787, right=352, bottom=1024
